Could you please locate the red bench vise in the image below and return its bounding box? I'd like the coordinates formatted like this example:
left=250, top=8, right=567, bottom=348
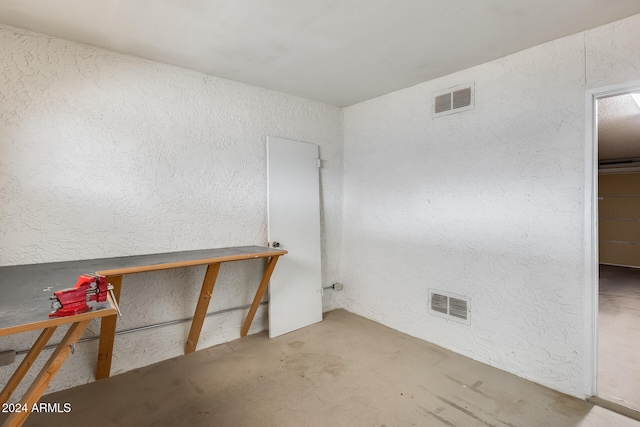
left=49, top=274, right=120, bottom=318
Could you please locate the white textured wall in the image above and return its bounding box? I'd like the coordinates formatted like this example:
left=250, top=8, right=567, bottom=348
left=341, top=14, right=640, bottom=398
left=0, top=25, right=344, bottom=397
left=3, top=11, right=639, bottom=402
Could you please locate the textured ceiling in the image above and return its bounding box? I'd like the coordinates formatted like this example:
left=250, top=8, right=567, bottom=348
left=1, top=1, right=640, bottom=106
left=599, top=94, right=640, bottom=161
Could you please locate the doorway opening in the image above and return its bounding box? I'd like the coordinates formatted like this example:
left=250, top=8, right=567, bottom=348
left=587, top=81, right=640, bottom=417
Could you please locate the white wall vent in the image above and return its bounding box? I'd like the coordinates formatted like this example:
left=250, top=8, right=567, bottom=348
left=432, top=83, right=474, bottom=117
left=429, top=289, right=470, bottom=324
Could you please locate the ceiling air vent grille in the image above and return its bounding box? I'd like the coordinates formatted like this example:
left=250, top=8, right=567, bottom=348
left=432, top=83, right=474, bottom=117
left=428, top=289, right=470, bottom=324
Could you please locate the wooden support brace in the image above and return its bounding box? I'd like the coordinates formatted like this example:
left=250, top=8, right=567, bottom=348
left=96, top=275, right=122, bottom=380
left=241, top=256, right=280, bottom=337
left=185, top=263, right=221, bottom=354
left=0, top=327, right=57, bottom=405
left=3, top=320, right=90, bottom=427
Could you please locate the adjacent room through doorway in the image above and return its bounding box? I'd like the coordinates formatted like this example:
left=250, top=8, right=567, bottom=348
left=596, top=90, right=640, bottom=413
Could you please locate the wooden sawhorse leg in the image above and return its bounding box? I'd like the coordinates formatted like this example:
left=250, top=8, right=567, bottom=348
left=2, top=320, right=90, bottom=427
left=96, top=275, right=122, bottom=380
left=240, top=255, right=280, bottom=337
left=0, top=327, right=57, bottom=405
left=185, top=263, right=221, bottom=354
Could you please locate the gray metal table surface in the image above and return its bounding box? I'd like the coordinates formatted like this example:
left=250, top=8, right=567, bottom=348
left=0, top=259, right=114, bottom=335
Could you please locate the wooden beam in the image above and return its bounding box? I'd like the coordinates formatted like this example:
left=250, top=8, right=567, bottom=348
left=185, top=263, right=221, bottom=354
left=0, top=306, right=116, bottom=338
left=96, top=275, right=122, bottom=380
left=241, top=256, right=280, bottom=337
left=0, top=327, right=57, bottom=405
left=3, top=320, right=90, bottom=427
left=95, top=248, right=287, bottom=276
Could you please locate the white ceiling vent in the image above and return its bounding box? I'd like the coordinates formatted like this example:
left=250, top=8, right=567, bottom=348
left=429, top=289, right=470, bottom=324
left=432, top=83, right=474, bottom=117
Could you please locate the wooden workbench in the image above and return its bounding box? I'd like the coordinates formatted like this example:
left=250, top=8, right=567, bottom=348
left=90, top=245, right=287, bottom=379
left=0, top=245, right=286, bottom=427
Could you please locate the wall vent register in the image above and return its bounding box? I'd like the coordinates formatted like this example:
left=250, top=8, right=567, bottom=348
left=429, top=289, right=470, bottom=324
left=433, top=83, right=474, bottom=117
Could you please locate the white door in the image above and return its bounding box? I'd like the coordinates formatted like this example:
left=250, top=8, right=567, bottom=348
left=267, top=136, right=322, bottom=338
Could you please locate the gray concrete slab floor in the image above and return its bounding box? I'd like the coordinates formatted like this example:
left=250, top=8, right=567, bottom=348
left=4, top=309, right=639, bottom=427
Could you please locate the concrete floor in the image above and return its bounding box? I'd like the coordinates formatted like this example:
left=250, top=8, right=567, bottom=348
left=599, top=264, right=640, bottom=413
left=4, top=309, right=639, bottom=427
